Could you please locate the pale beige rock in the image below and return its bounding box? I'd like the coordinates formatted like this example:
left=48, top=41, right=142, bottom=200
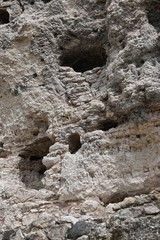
left=0, top=0, right=160, bottom=239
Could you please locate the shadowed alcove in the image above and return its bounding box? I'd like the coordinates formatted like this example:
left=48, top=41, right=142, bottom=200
left=0, top=9, right=9, bottom=24
left=42, top=0, right=51, bottom=3
left=68, top=133, right=82, bottom=154
left=98, top=119, right=118, bottom=131
left=60, top=45, right=107, bottom=73
left=19, top=136, right=55, bottom=189
left=147, top=2, right=160, bottom=32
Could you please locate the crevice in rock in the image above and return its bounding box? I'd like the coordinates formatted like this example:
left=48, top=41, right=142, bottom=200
left=100, top=190, right=151, bottom=205
left=101, top=193, right=129, bottom=205
left=42, top=0, right=51, bottom=3
left=98, top=119, right=118, bottom=131
left=0, top=8, right=9, bottom=24
left=59, top=45, right=107, bottom=73
left=18, top=136, right=55, bottom=189
left=68, top=133, right=82, bottom=154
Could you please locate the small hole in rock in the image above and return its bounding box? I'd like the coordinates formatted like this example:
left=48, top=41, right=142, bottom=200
left=42, top=0, right=51, bottom=3
left=33, top=73, right=37, bottom=78
left=60, top=45, right=107, bottom=73
left=135, top=59, right=145, bottom=68
left=99, top=193, right=128, bottom=205
left=0, top=9, right=9, bottom=24
left=68, top=133, right=82, bottom=154
left=28, top=0, right=35, bottom=4
left=98, top=119, right=118, bottom=131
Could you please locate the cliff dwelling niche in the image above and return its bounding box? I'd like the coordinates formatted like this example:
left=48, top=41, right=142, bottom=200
left=0, top=9, right=9, bottom=24
left=68, top=133, right=82, bottom=154
left=98, top=119, right=118, bottom=131
left=19, top=136, right=54, bottom=190
left=60, top=45, right=107, bottom=73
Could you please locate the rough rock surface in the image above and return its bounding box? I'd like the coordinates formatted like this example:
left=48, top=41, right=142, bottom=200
left=0, top=0, right=160, bottom=239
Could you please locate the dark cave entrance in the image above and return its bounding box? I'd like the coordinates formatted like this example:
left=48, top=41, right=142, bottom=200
left=68, top=133, right=82, bottom=154
left=18, top=136, right=54, bottom=190
left=19, top=156, right=46, bottom=190
left=0, top=9, right=9, bottom=24
left=98, top=119, right=118, bottom=131
left=59, top=45, right=107, bottom=73
left=147, top=2, right=160, bottom=32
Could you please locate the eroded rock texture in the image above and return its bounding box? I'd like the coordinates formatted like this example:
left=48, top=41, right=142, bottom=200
left=0, top=0, right=160, bottom=239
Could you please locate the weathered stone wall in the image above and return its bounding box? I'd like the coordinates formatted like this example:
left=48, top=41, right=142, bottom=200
left=0, top=0, right=160, bottom=239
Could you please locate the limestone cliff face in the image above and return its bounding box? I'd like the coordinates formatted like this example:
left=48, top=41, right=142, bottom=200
left=0, top=0, right=160, bottom=239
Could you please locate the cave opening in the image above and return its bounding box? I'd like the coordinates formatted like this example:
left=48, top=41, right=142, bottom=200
left=60, top=45, right=107, bottom=73
left=18, top=156, right=46, bottom=190
left=147, top=5, right=160, bottom=32
left=68, top=133, right=82, bottom=154
left=98, top=119, right=118, bottom=131
left=0, top=9, right=9, bottom=24
left=18, top=136, right=54, bottom=190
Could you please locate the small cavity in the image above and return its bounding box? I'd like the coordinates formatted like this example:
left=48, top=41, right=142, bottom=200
left=19, top=136, right=54, bottom=158
left=19, top=156, right=46, bottom=190
left=42, top=0, right=51, bottom=3
left=68, top=133, right=82, bottom=154
left=28, top=0, right=35, bottom=4
left=136, top=134, right=141, bottom=138
left=0, top=9, right=9, bottom=24
left=98, top=119, right=118, bottom=131
left=33, top=72, right=37, bottom=78
left=2, top=230, right=16, bottom=240
left=60, top=45, right=107, bottom=73
left=135, top=59, right=145, bottom=68
left=19, top=136, right=55, bottom=189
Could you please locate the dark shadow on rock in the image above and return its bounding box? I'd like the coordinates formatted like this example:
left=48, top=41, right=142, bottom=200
left=67, top=220, right=90, bottom=240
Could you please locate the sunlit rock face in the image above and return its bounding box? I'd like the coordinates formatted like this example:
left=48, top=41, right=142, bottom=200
left=0, top=0, right=160, bottom=239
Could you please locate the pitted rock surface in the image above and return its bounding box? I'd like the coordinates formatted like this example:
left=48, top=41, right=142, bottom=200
left=0, top=0, right=160, bottom=239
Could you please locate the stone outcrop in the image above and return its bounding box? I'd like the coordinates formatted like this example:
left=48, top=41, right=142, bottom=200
left=0, top=0, right=160, bottom=239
